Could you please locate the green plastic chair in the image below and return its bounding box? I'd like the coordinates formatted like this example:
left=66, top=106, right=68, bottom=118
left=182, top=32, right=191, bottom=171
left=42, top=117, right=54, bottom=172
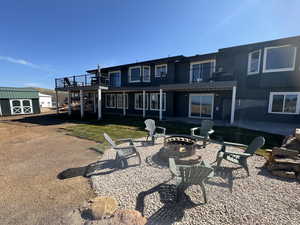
left=190, top=120, right=214, bottom=148
left=103, top=133, right=141, bottom=169
left=168, top=158, right=214, bottom=204
left=215, top=136, right=265, bottom=176
left=144, top=119, right=166, bottom=144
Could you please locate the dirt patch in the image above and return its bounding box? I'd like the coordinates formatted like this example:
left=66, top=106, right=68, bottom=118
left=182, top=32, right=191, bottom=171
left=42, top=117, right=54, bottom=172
left=0, top=113, right=101, bottom=225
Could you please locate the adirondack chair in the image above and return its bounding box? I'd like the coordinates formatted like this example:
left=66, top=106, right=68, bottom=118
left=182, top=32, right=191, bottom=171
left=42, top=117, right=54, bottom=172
left=144, top=119, right=166, bottom=144
left=103, top=133, right=141, bottom=169
left=168, top=158, right=214, bottom=203
left=190, top=120, right=214, bottom=148
left=216, top=136, right=265, bottom=176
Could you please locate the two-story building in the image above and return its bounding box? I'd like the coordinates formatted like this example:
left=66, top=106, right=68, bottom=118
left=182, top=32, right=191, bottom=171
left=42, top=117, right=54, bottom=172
left=55, top=35, right=300, bottom=126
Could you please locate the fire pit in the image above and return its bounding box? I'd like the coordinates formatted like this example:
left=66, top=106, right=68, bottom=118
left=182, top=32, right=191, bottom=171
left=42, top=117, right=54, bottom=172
left=158, top=135, right=201, bottom=165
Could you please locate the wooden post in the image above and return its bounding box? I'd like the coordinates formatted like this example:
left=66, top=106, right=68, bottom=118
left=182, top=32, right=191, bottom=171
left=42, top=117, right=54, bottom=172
left=93, top=92, right=97, bottom=113
left=143, top=90, right=146, bottom=118
left=230, top=86, right=236, bottom=124
left=68, top=91, right=72, bottom=116
left=80, top=90, right=84, bottom=119
left=123, top=91, right=126, bottom=116
left=159, top=89, right=163, bottom=121
left=98, top=88, right=102, bottom=120
left=55, top=90, right=59, bottom=114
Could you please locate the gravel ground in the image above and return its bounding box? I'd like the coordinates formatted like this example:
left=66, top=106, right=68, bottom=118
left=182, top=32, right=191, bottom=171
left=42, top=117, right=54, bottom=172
left=91, top=138, right=300, bottom=225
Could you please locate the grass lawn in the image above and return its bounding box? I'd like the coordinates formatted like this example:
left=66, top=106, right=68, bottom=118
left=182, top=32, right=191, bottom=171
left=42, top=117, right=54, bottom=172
left=63, top=115, right=284, bottom=152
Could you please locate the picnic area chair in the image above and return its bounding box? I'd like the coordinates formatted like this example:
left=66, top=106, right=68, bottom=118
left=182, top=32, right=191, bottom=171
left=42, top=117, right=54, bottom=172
left=168, top=158, right=214, bottom=204
left=215, top=136, right=265, bottom=176
left=144, top=119, right=166, bottom=144
left=190, top=120, right=214, bottom=148
left=103, top=133, right=141, bottom=169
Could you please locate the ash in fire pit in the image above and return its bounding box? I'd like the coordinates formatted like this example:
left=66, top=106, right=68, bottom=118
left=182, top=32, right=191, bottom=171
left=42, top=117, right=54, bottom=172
left=159, top=135, right=201, bottom=165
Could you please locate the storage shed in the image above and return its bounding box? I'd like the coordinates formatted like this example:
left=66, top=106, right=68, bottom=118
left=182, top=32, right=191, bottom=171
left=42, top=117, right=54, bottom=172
left=0, top=87, right=40, bottom=116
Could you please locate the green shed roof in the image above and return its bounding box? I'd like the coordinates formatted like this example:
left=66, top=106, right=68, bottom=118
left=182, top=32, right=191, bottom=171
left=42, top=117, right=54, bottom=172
left=0, top=87, right=39, bottom=99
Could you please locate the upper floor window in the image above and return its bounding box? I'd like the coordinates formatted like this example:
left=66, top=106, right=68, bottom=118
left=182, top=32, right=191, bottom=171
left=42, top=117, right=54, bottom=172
left=247, top=50, right=261, bottom=75
left=155, top=64, right=167, bottom=78
left=142, top=66, right=151, bottom=82
left=268, top=92, right=300, bottom=114
left=129, top=66, right=141, bottom=83
left=190, top=60, right=215, bottom=82
left=109, top=71, right=121, bottom=87
left=263, top=45, right=297, bottom=73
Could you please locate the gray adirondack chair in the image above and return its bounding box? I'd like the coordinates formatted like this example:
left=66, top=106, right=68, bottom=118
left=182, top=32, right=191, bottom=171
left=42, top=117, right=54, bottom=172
left=144, top=119, right=166, bottom=144
left=168, top=158, right=214, bottom=203
left=216, top=136, right=265, bottom=176
left=190, top=120, right=214, bottom=148
left=103, top=133, right=141, bottom=169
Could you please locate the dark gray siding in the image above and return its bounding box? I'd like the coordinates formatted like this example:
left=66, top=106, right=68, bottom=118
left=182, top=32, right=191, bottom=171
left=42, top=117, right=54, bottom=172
left=0, top=99, right=11, bottom=116
left=32, top=99, right=41, bottom=114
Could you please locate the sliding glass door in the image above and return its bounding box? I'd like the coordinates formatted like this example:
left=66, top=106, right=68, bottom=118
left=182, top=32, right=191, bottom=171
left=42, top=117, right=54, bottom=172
left=189, top=94, right=214, bottom=119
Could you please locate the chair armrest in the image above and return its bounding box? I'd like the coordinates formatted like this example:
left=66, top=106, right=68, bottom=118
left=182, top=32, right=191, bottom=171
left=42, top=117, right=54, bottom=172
left=224, top=150, right=251, bottom=157
left=208, top=129, right=214, bottom=135
left=190, top=127, right=201, bottom=136
left=223, top=141, right=248, bottom=148
left=156, top=126, right=166, bottom=134
left=116, top=138, right=134, bottom=145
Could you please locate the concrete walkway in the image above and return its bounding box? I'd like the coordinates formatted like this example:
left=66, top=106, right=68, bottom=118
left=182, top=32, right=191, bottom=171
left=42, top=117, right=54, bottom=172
left=233, top=120, right=300, bottom=136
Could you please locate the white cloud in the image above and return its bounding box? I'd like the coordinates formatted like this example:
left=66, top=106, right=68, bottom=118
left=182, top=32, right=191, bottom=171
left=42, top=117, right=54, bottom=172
left=0, top=56, right=41, bottom=69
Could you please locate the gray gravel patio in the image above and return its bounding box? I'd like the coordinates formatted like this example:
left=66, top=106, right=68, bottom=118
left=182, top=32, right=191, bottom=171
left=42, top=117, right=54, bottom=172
left=90, top=138, right=300, bottom=225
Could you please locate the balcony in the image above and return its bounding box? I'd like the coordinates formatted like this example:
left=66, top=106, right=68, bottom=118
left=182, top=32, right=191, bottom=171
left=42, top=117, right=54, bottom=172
left=189, top=66, right=235, bottom=83
left=55, top=74, right=109, bottom=91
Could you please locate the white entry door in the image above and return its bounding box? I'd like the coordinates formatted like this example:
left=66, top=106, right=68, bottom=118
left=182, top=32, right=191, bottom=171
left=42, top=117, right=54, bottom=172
left=10, top=99, right=33, bottom=115
left=189, top=94, right=214, bottom=119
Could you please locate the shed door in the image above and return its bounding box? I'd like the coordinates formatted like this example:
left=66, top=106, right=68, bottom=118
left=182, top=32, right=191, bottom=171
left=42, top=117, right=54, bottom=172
left=10, top=99, right=33, bottom=115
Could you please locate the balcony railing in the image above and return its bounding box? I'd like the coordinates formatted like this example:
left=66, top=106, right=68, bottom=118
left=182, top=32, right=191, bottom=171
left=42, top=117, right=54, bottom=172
left=189, top=66, right=234, bottom=83
left=55, top=74, right=109, bottom=89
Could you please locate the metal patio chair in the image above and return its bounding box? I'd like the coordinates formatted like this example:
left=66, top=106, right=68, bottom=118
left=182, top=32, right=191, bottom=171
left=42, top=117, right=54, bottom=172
left=190, top=120, right=214, bottom=148
left=144, top=119, right=166, bottom=144
left=168, top=158, right=214, bottom=204
left=215, top=136, right=265, bottom=176
left=103, top=133, right=141, bottom=169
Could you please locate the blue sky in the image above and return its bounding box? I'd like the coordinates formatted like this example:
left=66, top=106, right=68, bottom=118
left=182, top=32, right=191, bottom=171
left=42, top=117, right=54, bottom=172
left=0, top=0, right=299, bottom=89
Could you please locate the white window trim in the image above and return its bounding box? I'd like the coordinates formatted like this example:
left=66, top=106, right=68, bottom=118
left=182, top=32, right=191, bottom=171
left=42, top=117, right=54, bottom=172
left=247, top=50, right=261, bottom=75
left=188, top=93, right=214, bottom=119
left=189, top=60, right=216, bottom=82
left=128, top=66, right=141, bottom=83
left=108, top=70, right=121, bottom=87
left=155, top=64, right=168, bottom=78
left=134, top=93, right=149, bottom=110
left=149, top=93, right=166, bottom=111
left=142, top=66, right=151, bottom=82
left=116, top=94, right=128, bottom=109
left=263, top=45, right=297, bottom=73
left=268, top=92, right=300, bottom=115
left=10, top=99, right=33, bottom=115
left=105, top=94, right=116, bottom=108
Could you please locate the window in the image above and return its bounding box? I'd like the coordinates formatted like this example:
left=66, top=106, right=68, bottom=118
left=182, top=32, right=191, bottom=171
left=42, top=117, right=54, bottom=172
left=247, top=50, right=261, bottom=75
left=155, top=64, right=167, bottom=78
left=129, top=66, right=141, bottom=83
left=263, top=45, right=297, bottom=73
left=134, top=93, right=149, bottom=110
left=109, top=71, right=121, bottom=87
left=150, top=93, right=166, bottom=111
left=105, top=94, right=116, bottom=108
left=116, top=94, right=128, bottom=109
left=268, top=92, right=300, bottom=114
left=142, top=66, right=151, bottom=82
left=190, top=60, right=215, bottom=82
left=189, top=94, right=214, bottom=119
